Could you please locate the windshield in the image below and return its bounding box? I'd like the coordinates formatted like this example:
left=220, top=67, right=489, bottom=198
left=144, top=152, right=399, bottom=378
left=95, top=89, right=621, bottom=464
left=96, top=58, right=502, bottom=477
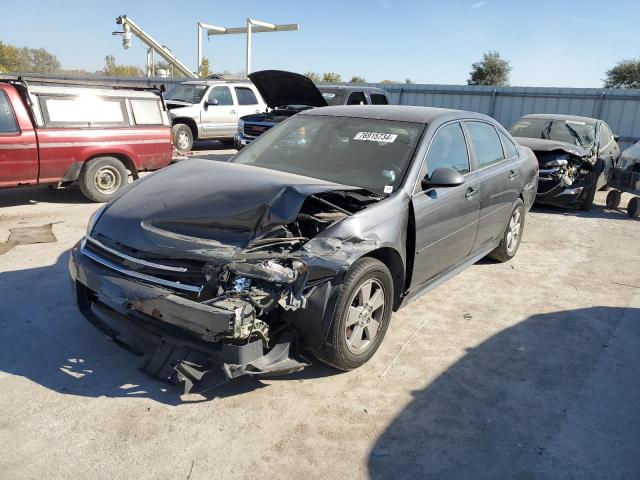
left=509, top=118, right=596, bottom=147
left=231, top=115, right=424, bottom=195
left=320, top=90, right=346, bottom=106
left=165, top=84, right=208, bottom=104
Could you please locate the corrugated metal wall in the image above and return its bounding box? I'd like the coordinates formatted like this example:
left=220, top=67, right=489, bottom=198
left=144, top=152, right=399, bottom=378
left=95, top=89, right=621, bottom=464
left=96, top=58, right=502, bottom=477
left=12, top=74, right=640, bottom=149
left=375, top=83, right=640, bottom=149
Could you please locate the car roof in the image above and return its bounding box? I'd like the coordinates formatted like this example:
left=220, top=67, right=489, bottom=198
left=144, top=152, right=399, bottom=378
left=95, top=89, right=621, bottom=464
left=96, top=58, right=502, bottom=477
left=318, top=85, right=387, bottom=94
left=520, top=113, right=600, bottom=125
left=299, top=105, right=491, bottom=124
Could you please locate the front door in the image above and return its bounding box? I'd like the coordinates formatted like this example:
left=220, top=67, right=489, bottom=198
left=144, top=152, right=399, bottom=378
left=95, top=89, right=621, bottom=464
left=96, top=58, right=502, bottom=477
left=411, top=122, right=480, bottom=288
left=200, top=86, right=237, bottom=138
left=0, top=87, right=38, bottom=187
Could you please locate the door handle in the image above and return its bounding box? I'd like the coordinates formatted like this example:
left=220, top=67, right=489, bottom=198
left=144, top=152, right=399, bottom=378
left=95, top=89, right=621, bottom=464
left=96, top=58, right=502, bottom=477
left=230, top=110, right=237, bottom=114
left=465, top=186, right=477, bottom=198
left=509, top=169, right=518, bottom=179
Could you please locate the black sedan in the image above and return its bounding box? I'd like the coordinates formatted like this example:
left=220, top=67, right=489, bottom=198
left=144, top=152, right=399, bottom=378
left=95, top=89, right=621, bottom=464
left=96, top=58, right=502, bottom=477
left=510, top=114, right=620, bottom=210
left=69, top=106, right=538, bottom=392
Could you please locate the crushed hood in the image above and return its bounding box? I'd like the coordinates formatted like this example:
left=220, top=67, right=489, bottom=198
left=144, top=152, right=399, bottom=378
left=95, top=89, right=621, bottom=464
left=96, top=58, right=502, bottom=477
left=514, top=137, right=590, bottom=158
left=92, top=159, right=353, bottom=259
left=248, top=70, right=327, bottom=109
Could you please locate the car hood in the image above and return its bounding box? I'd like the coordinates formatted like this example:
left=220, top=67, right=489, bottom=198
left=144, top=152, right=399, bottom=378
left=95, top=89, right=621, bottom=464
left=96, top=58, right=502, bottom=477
left=514, top=137, right=590, bottom=157
left=248, top=70, right=327, bottom=109
left=165, top=100, right=194, bottom=109
left=92, top=159, right=354, bottom=259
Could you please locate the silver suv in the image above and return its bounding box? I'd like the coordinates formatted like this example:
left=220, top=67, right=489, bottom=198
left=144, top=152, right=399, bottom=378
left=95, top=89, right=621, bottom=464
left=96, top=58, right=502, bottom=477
left=165, top=80, right=266, bottom=152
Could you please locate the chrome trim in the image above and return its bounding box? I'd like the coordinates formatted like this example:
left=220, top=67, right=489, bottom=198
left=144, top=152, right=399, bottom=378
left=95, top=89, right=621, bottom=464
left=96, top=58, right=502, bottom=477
left=80, top=239, right=202, bottom=294
left=85, top=236, right=188, bottom=272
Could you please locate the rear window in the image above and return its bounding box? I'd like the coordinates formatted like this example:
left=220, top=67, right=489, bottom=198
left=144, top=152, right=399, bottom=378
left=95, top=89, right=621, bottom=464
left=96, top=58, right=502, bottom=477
left=371, top=94, right=388, bottom=105
left=347, top=91, right=367, bottom=105
left=40, top=95, right=128, bottom=127
left=130, top=99, right=163, bottom=125
left=0, top=91, right=19, bottom=133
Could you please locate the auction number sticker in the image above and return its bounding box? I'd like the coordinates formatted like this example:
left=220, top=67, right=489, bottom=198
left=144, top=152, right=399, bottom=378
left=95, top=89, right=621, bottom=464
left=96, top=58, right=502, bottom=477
left=354, top=132, right=398, bottom=143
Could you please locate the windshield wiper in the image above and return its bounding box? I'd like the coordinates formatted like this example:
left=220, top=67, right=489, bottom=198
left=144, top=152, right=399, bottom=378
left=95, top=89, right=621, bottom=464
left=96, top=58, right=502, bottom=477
left=564, top=123, right=584, bottom=147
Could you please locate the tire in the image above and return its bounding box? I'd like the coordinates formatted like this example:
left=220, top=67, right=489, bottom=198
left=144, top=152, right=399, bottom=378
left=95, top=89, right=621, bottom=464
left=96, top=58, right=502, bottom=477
left=220, top=139, right=235, bottom=147
left=606, top=190, right=622, bottom=209
left=628, top=197, right=640, bottom=218
left=580, top=182, right=598, bottom=211
left=78, top=156, right=128, bottom=203
left=316, top=257, right=394, bottom=371
left=488, top=198, right=525, bottom=263
left=172, top=124, right=193, bottom=153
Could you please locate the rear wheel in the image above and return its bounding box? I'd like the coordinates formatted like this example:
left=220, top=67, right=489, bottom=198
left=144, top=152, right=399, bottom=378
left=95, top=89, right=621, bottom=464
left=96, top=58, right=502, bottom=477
left=79, top=156, right=128, bottom=203
left=488, top=198, right=525, bottom=262
left=606, top=190, right=622, bottom=209
left=172, top=124, right=193, bottom=153
left=316, top=257, right=394, bottom=370
left=628, top=197, right=640, bottom=218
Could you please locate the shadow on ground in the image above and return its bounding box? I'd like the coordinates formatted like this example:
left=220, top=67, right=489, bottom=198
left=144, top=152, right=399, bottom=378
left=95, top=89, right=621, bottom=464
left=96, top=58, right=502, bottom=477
left=0, top=250, right=337, bottom=405
left=369, top=305, right=640, bottom=479
left=531, top=202, right=637, bottom=221
left=0, top=184, right=92, bottom=208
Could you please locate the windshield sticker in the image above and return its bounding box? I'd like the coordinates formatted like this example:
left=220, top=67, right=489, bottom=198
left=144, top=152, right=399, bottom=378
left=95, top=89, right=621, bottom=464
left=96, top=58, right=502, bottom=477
left=354, top=132, right=398, bottom=143
left=566, top=120, right=586, bottom=125
left=384, top=185, right=393, bottom=194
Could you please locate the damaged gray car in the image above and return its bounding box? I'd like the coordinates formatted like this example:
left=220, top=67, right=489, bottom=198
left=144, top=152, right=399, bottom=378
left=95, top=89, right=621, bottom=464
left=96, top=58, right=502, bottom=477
left=69, top=105, right=538, bottom=393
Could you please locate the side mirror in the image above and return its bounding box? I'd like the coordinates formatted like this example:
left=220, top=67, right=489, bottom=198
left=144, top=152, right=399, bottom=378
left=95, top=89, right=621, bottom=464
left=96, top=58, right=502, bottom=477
left=421, top=167, right=465, bottom=190
left=204, top=98, right=218, bottom=108
left=613, top=134, right=620, bottom=143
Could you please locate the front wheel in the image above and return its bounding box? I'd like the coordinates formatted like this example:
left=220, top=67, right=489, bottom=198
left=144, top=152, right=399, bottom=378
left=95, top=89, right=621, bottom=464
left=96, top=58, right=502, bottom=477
left=488, top=198, right=525, bottom=262
left=316, top=258, right=394, bottom=371
left=172, top=124, right=193, bottom=153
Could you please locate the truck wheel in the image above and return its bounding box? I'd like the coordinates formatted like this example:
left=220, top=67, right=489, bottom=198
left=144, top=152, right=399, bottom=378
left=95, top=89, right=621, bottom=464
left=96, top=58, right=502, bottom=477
left=628, top=197, right=640, bottom=218
left=316, top=258, right=393, bottom=371
left=488, top=198, right=525, bottom=262
left=606, top=190, right=622, bottom=209
left=79, top=157, right=128, bottom=203
left=172, top=124, right=193, bottom=153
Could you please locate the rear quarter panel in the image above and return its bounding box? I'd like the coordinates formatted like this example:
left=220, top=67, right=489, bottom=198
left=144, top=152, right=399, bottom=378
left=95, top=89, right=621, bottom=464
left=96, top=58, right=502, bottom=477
left=36, top=126, right=172, bottom=183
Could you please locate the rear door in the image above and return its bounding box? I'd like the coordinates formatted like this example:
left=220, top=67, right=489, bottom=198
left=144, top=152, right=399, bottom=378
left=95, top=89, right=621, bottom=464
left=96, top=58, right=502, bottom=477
left=464, top=121, right=520, bottom=252
left=200, top=86, right=237, bottom=138
left=233, top=86, right=263, bottom=119
left=0, top=86, right=38, bottom=186
left=410, top=122, right=480, bottom=287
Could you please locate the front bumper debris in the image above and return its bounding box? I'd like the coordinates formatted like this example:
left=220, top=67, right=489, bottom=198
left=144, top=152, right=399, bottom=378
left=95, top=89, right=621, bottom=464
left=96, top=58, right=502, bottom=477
left=69, top=243, right=310, bottom=394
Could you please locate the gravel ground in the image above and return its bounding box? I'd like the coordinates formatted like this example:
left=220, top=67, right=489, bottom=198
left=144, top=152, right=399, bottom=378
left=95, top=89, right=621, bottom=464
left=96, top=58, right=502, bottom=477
left=1, top=151, right=639, bottom=479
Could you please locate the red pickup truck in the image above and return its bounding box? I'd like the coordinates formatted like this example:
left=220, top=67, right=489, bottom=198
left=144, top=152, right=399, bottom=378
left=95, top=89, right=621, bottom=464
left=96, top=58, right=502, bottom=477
left=0, top=78, right=173, bottom=202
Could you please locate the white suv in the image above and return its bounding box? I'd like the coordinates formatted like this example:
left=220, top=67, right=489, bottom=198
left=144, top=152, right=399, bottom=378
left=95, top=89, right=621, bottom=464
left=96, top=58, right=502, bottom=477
left=165, top=80, right=266, bottom=152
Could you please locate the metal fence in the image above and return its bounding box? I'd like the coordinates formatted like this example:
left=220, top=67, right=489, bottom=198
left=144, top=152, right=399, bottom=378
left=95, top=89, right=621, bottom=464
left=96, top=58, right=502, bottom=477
left=12, top=73, right=640, bottom=149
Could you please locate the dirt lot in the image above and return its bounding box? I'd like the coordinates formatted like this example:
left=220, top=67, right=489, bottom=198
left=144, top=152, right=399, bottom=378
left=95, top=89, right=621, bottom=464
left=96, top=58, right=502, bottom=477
left=1, top=147, right=639, bottom=480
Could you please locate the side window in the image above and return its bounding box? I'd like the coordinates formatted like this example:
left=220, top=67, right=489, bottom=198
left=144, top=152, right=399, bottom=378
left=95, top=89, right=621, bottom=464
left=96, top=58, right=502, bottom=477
left=130, top=99, right=163, bottom=125
left=370, top=93, right=388, bottom=105
left=465, top=122, right=505, bottom=168
left=40, top=95, right=128, bottom=127
left=235, top=87, right=258, bottom=106
left=207, top=86, right=233, bottom=106
left=346, top=91, right=367, bottom=105
left=0, top=91, right=19, bottom=133
left=498, top=130, right=519, bottom=158
left=425, top=123, right=470, bottom=177
left=598, top=123, right=612, bottom=146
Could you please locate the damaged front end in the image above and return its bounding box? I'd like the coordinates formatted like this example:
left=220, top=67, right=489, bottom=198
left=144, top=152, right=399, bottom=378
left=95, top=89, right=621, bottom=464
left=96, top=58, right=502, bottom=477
left=535, top=150, right=597, bottom=205
left=69, top=179, right=379, bottom=394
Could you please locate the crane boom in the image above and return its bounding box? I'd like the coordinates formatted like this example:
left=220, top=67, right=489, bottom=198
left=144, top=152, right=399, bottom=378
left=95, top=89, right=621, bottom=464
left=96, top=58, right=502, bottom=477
left=116, top=15, right=197, bottom=79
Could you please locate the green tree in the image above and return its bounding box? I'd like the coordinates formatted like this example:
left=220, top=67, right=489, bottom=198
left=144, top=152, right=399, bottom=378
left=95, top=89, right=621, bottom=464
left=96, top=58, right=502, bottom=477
left=405, top=78, right=414, bottom=84
left=349, top=76, right=366, bottom=84
left=0, top=41, right=60, bottom=73
left=199, top=57, right=211, bottom=78
left=0, top=42, right=21, bottom=71
left=304, top=71, right=321, bottom=83
left=468, top=50, right=511, bottom=86
left=604, top=59, right=640, bottom=89
left=322, top=72, right=342, bottom=83
left=380, top=79, right=396, bottom=85
left=103, top=54, right=144, bottom=77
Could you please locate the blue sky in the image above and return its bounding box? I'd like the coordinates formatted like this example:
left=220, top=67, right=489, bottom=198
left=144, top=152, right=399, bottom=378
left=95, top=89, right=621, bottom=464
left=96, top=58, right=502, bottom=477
left=2, top=0, right=639, bottom=87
